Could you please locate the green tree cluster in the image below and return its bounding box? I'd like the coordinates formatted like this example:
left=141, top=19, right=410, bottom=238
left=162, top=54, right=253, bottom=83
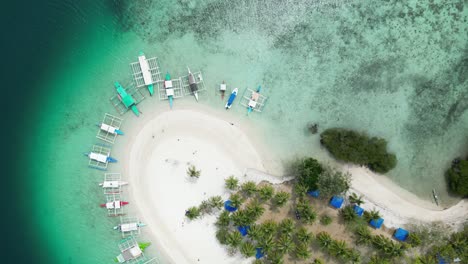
left=320, top=128, right=397, bottom=173
left=293, top=157, right=324, bottom=191
left=446, top=158, right=468, bottom=197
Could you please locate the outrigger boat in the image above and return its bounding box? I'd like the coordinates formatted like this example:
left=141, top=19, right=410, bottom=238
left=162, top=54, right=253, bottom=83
left=432, top=189, right=439, bottom=206
left=247, top=85, right=262, bottom=114
left=101, top=200, right=129, bottom=208
left=137, top=51, right=154, bottom=96
left=225, top=88, right=238, bottom=109
left=220, top=81, right=227, bottom=100
left=164, top=72, right=174, bottom=108
left=99, top=180, right=128, bottom=188
left=96, top=122, right=123, bottom=135
left=187, top=67, right=199, bottom=101
left=84, top=152, right=118, bottom=163
left=115, top=82, right=140, bottom=117
left=113, top=221, right=146, bottom=232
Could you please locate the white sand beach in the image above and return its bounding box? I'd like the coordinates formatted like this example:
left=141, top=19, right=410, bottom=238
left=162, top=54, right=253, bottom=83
left=115, top=102, right=467, bottom=263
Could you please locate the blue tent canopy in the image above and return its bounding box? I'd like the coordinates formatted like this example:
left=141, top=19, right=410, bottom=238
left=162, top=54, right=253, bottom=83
left=369, top=218, right=384, bottom=229
left=353, top=205, right=364, bottom=216
left=307, top=190, right=320, bottom=198
left=237, top=226, right=250, bottom=236
left=394, top=228, right=409, bottom=241
left=329, top=196, right=344, bottom=209
left=224, top=200, right=237, bottom=212
left=255, top=248, right=264, bottom=259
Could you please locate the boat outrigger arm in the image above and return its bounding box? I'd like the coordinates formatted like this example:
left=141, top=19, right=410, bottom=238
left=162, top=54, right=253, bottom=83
left=187, top=67, right=199, bottom=101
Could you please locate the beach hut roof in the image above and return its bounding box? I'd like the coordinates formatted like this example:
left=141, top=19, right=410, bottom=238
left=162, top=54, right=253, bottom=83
left=329, top=196, right=344, bottom=209
left=224, top=200, right=237, bottom=212
left=369, top=218, right=384, bottom=229
left=237, top=226, right=250, bottom=236
left=255, top=248, right=264, bottom=259
left=394, top=228, right=409, bottom=241
left=307, top=190, right=320, bottom=198
left=353, top=205, right=364, bottom=216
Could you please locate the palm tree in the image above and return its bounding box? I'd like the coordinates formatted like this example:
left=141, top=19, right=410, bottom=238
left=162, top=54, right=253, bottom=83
left=316, top=232, right=333, bottom=251
left=320, top=214, right=332, bottom=225
left=272, top=191, right=291, bottom=207
left=208, top=196, right=224, bottom=210
left=240, top=241, right=256, bottom=257
left=364, top=209, right=381, bottom=222
left=240, top=181, right=257, bottom=196
left=408, top=232, right=422, bottom=247
left=294, top=242, right=311, bottom=260
left=294, top=183, right=308, bottom=198
left=187, top=165, right=201, bottom=178
left=216, top=210, right=231, bottom=227
left=245, top=199, right=265, bottom=220
left=414, top=255, right=437, bottom=264
left=278, top=218, right=295, bottom=236
left=247, top=224, right=262, bottom=241
left=330, top=240, right=348, bottom=259
left=252, top=259, right=264, bottom=264
left=296, top=200, right=317, bottom=224
left=368, top=255, right=391, bottom=264
left=267, top=251, right=285, bottom=264
left=185, top=206, right=200, bottom=220
left=199, top=200, right=211, bottom=213
left=340, top=205, right=357, bottom=222
left=295, top=226, right=313, bottom=244
left=258, top=234, right=275, bottom=255
left=229, top=193, right=244, bottom=209
left=232, top=210, right=250, bottom=226
left=227, top=230, right=243, bottom=248
left=276, top=234, right=295, bottom=254
left=312, top=259, right=324, bottom=264
left=385, top=241, right=406, bottom=258
left=349, top=192, right=364, bottom=205
left=347, top=249, right=361, bottom=264
left=225, top=175, right=239, bottom=190
left=216, top=228, right=229, bottom=245
left=354, top=225, right=372, bottom=245
left=260, top=220, right=278, bottom=237
left=258, top=185, right=275, bottom=201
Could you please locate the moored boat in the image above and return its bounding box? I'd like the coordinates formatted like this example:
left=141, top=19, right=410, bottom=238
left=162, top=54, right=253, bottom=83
left=138, top=51, right=154, bottom=96
left=96, top=123, right=123, bottom=135
left=84, top=152, right=118, bottom=163
left=113, top=222, right=146, bottom=231
left=164, top=72, right=174, bottom=109
left=115, top=81, right=140, bottom=117
left=99, top=180, right=128, bottom=188
left=100, top=200, right=129, bottom=208
left=220, top=81, right=227, bottom=100
left=225, top=88, right=238, bottom=109
left=187, top=67, right=199, bottom=101
left=247, top=85, right=262, bottom=114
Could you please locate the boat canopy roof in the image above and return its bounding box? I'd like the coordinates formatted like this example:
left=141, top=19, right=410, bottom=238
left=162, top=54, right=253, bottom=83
left=165, top=80, right=173, bottom=88
left=90, top=152, right=108, bottom=163
left=103, top=181, right=119, bottom=188
left=220, top=83, right=227, bottom=91
left=121, top=223, right=139, bottom=232
left=100, top=123, right=117, bottom=134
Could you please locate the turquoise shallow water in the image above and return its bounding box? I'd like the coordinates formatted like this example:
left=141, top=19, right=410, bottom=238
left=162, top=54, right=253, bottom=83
left=18, top=0, right=467, bottom=263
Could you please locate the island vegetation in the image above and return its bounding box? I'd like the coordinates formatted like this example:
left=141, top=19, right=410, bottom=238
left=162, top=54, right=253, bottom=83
left=320, top=128, right=397, bottom=173
left=446, top=156, right=468, bottom=197
left=184, top=157, right=467, bottom=263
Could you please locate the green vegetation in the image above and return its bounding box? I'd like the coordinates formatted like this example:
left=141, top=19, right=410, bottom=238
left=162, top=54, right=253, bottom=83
left=187, top=164, right=201, bottom=178
left=364, top=209, right=381, bottom=222
left=185, top=206, right=201, bottom=220
left=272, top=191, right=291, bottom=207
left=293, top=157, right=324, bottom=191
left=340, top=205, right=357, bottom=223
left=295, top=199, right=317, bottom=224
left=446, top=158, right=468, bottom=196
left=317, top=168, right=351, bottom=198
left=257, top=185, right=275, bottom=201
left=240, top=181, right=257, bottom=197
left=225, top=175, right=239, bottom=190
left=349, top=192, right=364, bottom=205
left=229, top=193, right=244, bottom=208
left=320, top=128, right=397, bottom=173
left=240, top=241, right=256, bottom=257
left=320, top=214, right=333, bottom=226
